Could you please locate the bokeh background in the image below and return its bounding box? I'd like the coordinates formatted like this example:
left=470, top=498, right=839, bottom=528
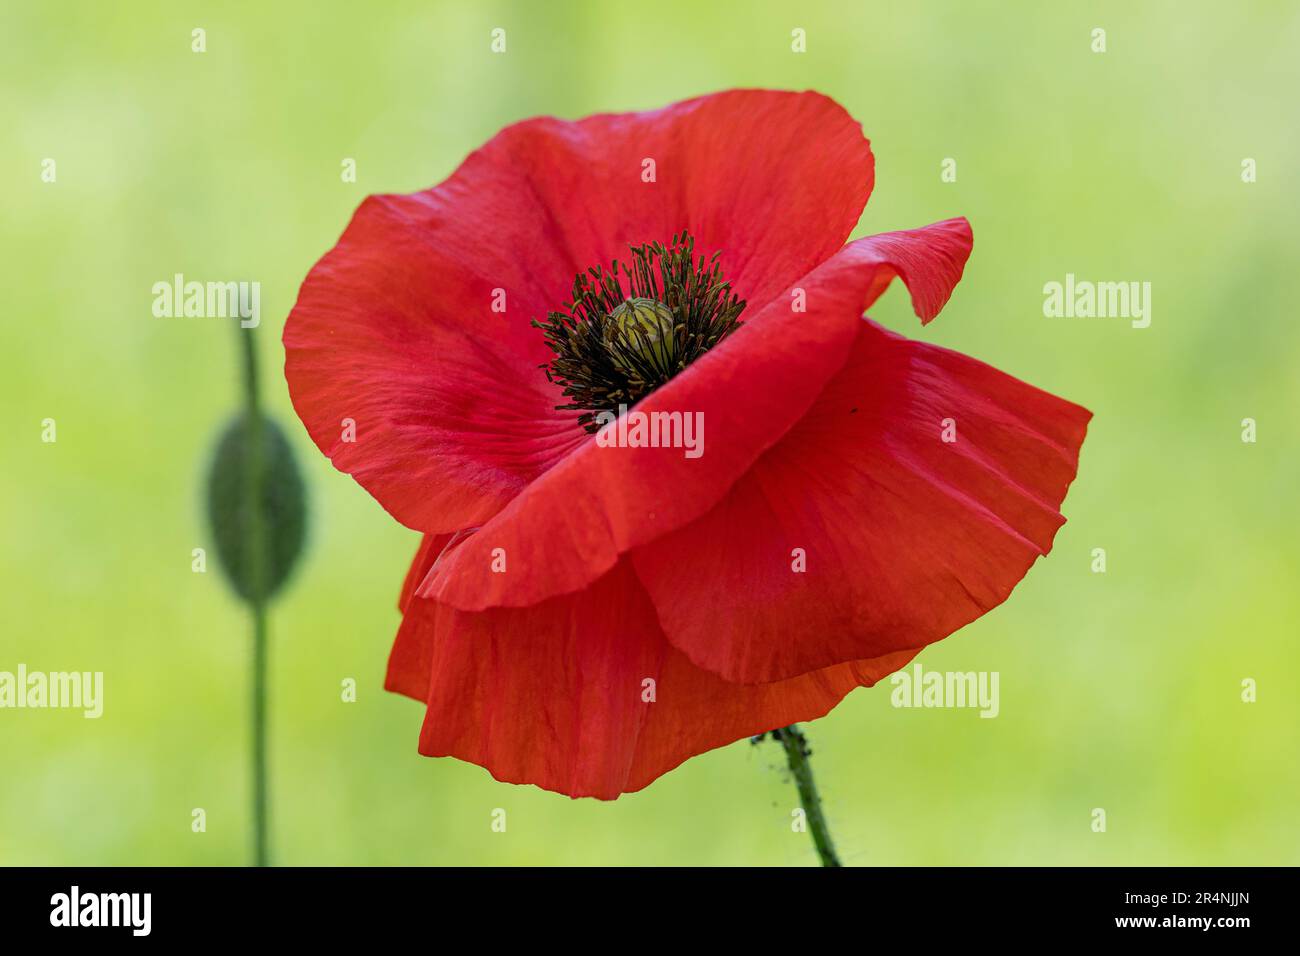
left=3, top=0, right=1298, bottom=866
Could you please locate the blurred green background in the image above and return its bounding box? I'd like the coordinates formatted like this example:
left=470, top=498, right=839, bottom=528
left=3, top=0, right=1298, bottom=866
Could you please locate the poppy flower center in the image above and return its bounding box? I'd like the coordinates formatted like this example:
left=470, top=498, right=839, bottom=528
left=533, top=231, right=746, bottom=432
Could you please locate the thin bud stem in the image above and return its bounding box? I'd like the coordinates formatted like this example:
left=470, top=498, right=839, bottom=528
left=238, top=326, right=270, bottom=868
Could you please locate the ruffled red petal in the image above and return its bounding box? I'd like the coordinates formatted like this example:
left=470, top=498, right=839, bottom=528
left=419, top=219, right=973, bottom=610
left=389, top=560, right=915, bottom=799
left=285, top=90, right=875, bottom=533
left=397, top=533, right=449, bottom=614
left=632, top=318, right=1091, bottom=684
left=387, top=534, right=451, bottom=700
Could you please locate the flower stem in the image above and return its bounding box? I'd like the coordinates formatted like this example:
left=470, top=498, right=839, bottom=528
left=775, top=724, right=841, bottom=867
left=250, top=597, right=268, bottom=866
left=238, top=326, right=270, bottom=867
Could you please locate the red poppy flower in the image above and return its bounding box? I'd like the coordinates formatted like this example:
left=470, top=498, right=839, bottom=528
left=284, top=90, right=1090, bottom=799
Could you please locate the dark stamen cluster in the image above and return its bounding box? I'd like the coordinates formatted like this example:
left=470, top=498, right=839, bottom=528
left=532, top=231, right=746, bottom=432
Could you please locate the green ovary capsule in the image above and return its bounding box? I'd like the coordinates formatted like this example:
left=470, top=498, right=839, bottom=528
left=606, top=297, right=677, bottom=373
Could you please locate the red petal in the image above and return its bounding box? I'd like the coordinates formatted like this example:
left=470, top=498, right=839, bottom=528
left=847, top=216, right=973, bottom=324
left=633, top=318, right=1091, bottom=684
left=420, top=220, right=973, bottom=610
left=285, top=90, right=875, bottom=533
left=283, top=193, right=588, bottom=533
left=396, top=560, right=914, bottom=799
left=397, top=533, right=450, bottom=614
left=387, top=533, right=454, bottom=700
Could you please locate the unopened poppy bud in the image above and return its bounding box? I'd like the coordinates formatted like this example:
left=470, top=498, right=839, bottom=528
left=206, top=410, right=308, bottom=604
